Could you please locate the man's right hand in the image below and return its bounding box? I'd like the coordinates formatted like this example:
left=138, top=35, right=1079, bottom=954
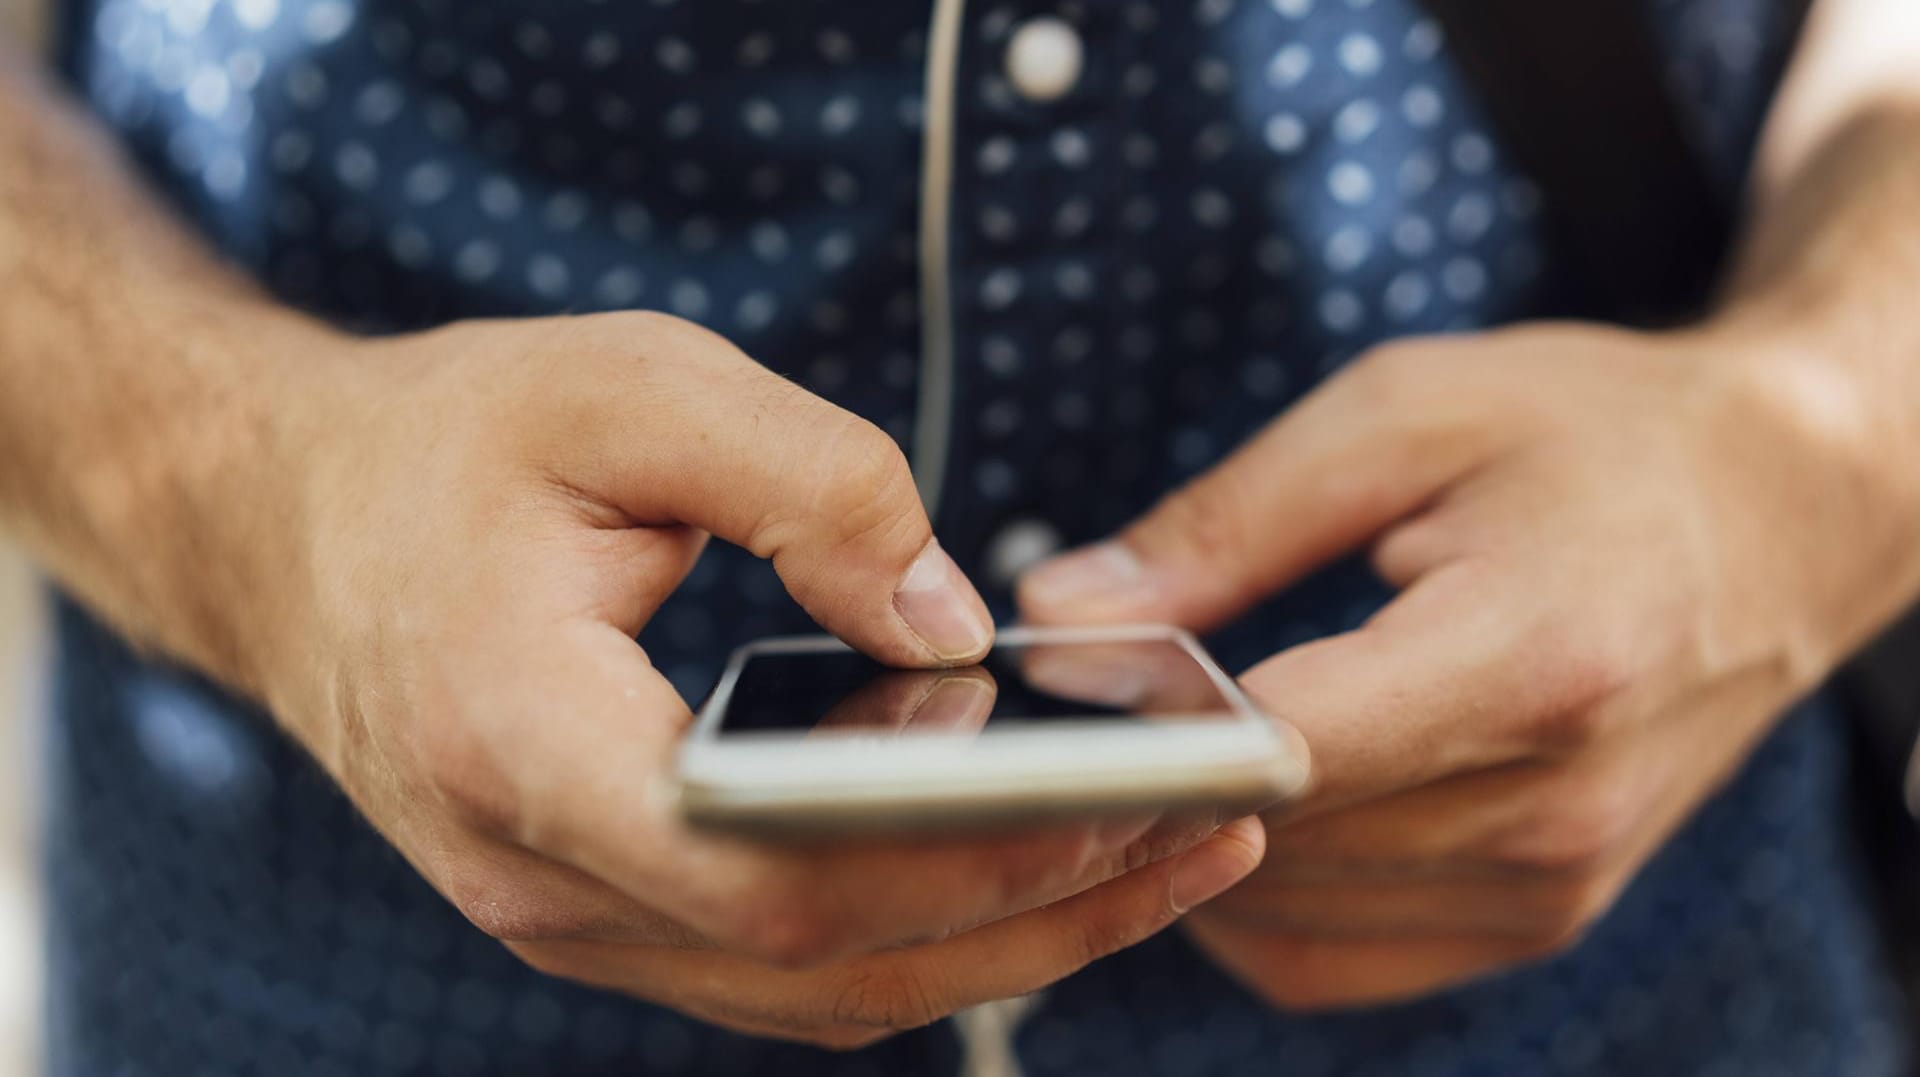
left=199, top=310, right=1260, bottom=1047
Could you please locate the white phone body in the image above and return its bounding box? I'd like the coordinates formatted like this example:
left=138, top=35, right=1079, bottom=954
left=676, top=624, right=1310, bottom=835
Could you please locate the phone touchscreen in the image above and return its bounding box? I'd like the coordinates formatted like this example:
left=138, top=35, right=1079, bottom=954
left=712, top=637, right=1245, bottom=737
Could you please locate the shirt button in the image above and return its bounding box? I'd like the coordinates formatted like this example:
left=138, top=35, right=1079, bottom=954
left=983, top=518, right=1065, bottom=590
left=1005, top=17, right=1084, bottom=103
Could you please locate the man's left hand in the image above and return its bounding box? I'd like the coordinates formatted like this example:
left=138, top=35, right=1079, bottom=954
left=1019, top=319, right=1920, bottom=1010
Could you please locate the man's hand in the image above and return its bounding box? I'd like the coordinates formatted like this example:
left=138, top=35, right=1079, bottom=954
left=220, top=311, right=1261, bottom=1045
left=1019, top=320, right=1920, bottom=1010
left=0, top=57, right=1262, bottom=1045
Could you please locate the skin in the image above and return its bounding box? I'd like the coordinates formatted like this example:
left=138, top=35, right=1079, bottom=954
left=0, top=45, right=1262, bottom=1048
left=1020, top=0, right=1920, bottom=1011
left=0, top=0, right=1915, bottom=1047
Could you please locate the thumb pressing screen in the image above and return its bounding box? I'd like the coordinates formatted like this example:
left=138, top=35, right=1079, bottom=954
left=678, top=626, right=1310, bottom=836
left=716, top=635, right=1243, bottom=735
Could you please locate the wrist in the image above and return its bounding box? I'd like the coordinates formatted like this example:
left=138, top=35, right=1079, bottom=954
left=1698, top=284, right=1920, bottom=472
left=85, top=304, right=353, bottom=704
left=1687, top=305, right=1920, bottom=664
left=1711, top=108, right=1920, bottom=475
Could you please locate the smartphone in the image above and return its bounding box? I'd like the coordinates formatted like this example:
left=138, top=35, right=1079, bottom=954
left=676, top=624, right=1310, bottom=835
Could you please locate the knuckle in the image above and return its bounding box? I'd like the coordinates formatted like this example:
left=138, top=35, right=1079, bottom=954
left=828, top=965, right=946, bottom=1033
left=754, top=412, right=923, bottom=560
left=814, top=417, right=919, bottom=522
left=1554, top=637, right=1634, bottom=716
left=1512, top=620, right=1634, bottom=754
left=1522, top=702, right=1608, bottom=757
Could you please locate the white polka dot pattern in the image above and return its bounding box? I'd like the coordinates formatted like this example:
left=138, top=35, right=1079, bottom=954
left=47, top=1, right=1910, bottom=1075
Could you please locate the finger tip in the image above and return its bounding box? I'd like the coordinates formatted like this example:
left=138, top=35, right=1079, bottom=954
left=1168, top=818, right=1265, bottom=912
left=1221, top=814, right=1267, bottom=849
left=892, top=543, right=996, bottom=664
left=1016, top=542, right=1155, bottom=621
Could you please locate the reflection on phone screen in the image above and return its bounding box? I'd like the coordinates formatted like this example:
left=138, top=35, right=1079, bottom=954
left=714, top=639, right=1237, bottom=737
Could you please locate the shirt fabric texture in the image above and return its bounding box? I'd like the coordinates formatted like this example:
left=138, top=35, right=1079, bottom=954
left=43, top=0, right=1915, bottom=1073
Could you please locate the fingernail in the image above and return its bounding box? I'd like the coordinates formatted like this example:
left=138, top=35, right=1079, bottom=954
left=1021, top=543, right=1152, bottom=611
left=908, top=676, right=994, bottom=730
left=1023, top=656, right=1150, bottom=708
left=1168, top=827, right=1260, bottom=913
left=894, top=543, right=994, bottom=662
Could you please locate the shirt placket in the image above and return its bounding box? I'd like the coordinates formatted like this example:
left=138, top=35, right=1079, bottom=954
left=928, top=1, right=1127, bottom=612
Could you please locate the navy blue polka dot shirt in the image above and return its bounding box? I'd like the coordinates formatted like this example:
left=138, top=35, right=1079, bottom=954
left=41, top=0, right=1915, bottom=1073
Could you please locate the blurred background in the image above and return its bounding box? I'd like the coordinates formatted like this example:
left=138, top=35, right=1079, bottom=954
left=1, top=0, right=47, bottom=1069
left=0, top=549, right=40, bottom=1077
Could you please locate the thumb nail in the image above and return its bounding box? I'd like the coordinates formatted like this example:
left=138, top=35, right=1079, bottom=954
left=1020, top=542, right=1153, bottom=612
left=1168, top=819, right=1263, bottom=913
left=893, top=542, right=994, bottom=663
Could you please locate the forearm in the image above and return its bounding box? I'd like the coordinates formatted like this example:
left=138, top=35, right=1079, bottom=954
left=0, top=46, right=335, bottom=694
left=1704, top=0, right=1920, bottom=655
left=1719, top=0, right=1920, bottom=373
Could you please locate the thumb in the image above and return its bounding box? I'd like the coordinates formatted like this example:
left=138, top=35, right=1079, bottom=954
left=1017, top=349, right=1492, bottom=632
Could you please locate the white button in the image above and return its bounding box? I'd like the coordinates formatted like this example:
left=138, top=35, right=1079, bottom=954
left=983, top=518, right=1065, bottom=589
left=1005, top=17, right=1084, bottom=103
